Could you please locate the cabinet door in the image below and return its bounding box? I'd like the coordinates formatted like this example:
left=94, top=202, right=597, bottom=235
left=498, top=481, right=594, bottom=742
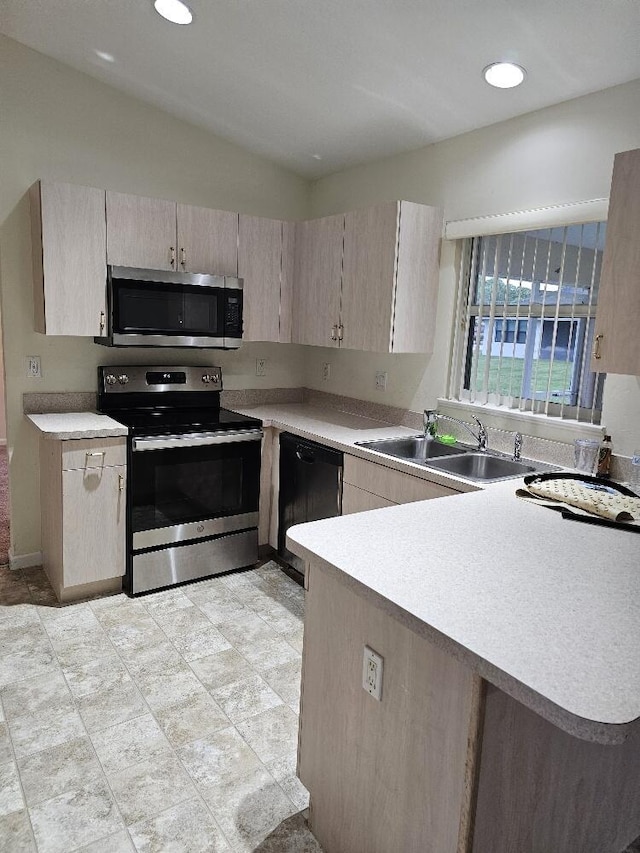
left=62, top=464, right=125, bottom=587
left=343, top=455, right=460, bottom=503
left=238, top=215, right=282, bottom=342
left=341, top=203, right=398, bottom=352
left=292, top=215, right=344, bottom=347
left=280, top=221, right=295, bottom=343
left=31, top=181, right=107, bottom=336
left=106, top=191, right=176, bottom=270
left=177, top=204, right=238, bottom=275
left=591, top=148, right=640, bottom=374
left=392, top=201, right=442, bottom=354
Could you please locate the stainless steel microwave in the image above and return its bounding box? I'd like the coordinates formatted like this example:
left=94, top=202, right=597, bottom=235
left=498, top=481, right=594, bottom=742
left=94, top=266, right=243, bottom=349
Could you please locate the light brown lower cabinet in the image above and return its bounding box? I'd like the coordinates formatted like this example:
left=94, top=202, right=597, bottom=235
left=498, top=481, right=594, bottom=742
left=342, top=454, right=461, bottom=510
left=40, top=437, right=126, bottom=602
left=299, top=564, right=640, bottom=853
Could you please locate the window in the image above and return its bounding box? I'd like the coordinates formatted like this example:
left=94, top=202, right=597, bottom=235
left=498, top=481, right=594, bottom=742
left=451, top=223, right=607, bottom=423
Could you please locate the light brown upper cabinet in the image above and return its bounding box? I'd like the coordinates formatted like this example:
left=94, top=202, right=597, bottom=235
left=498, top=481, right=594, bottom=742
left=238, top=216, right=295, bottom=342
left=31, top=180, right=108, bottom=337
left=292, top=202, right=442, bottom=353
left=591, top=148, right=640, bottom=375
left=176, top=203, right=238, bottom=275
left=292, top=214, right=345, bottom=348
left=106, top=191, right=176, bottom=270
left=106, top=191, right=238, bottom=275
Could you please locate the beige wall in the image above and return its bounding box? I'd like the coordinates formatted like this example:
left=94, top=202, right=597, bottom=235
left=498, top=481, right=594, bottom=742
left=3, top=31, right=640, bottom=559
left=305, top=78, right=640, bottom=455
left=0, top=35, right=309, bottom=558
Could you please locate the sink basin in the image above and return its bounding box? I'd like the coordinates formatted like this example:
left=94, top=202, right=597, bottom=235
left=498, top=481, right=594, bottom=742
left=356, top=436, right=468, bottom=463
left=426, top=452, right=537, bottom=482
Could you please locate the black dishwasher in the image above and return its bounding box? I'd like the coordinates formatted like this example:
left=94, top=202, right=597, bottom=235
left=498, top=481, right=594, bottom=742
left=278, top=433, right=343, bottom=581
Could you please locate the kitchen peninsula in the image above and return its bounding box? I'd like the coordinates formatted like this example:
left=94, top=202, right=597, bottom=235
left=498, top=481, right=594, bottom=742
left=287, top=482, right=640, bottom=853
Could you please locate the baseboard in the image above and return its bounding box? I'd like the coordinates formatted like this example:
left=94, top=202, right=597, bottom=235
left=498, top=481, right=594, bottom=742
left=9, top=550, right=43, bottom=570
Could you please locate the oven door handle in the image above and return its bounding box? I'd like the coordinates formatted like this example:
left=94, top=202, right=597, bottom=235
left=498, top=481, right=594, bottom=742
left=132, top=428, right=263, bottom=452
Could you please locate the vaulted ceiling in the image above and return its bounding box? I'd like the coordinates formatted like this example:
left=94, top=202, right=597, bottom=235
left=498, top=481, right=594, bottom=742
left=1, top=0, right=639, bottom=177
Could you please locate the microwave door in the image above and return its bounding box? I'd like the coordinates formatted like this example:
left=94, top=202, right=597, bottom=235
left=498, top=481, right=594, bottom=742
left=115, top=285, right=182, bottom=334
left=104, top=279, right=232, bottom=348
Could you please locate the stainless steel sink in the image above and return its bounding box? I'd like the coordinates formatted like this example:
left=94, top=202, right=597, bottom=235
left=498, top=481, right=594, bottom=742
left=426, top=452, right=540, bottom=482
left=356, top=436, right=468, bottom=462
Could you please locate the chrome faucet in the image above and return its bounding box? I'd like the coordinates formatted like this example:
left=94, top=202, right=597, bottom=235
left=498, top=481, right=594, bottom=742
left=423, top=410, right=489, bottom=452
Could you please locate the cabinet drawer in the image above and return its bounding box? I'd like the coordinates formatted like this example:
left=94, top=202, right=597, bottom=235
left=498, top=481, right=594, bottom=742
left=61, top=438, right=126, bottom=471
left=344, top=455, right=459, bottom=504
left=342, top=483, right=396, bottom=515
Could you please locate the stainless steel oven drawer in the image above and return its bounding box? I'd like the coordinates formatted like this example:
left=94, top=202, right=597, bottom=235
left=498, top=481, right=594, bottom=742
left=131, top=529, right=258, bottom=595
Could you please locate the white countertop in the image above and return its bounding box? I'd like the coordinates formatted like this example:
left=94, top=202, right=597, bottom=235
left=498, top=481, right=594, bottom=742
left=231, top=403, right=640, bottom=745
left=27, top=412, right=127, bottom=440
left=287, top=481, right=640, bottom=745
left=232, top=403, right=479, bottom=492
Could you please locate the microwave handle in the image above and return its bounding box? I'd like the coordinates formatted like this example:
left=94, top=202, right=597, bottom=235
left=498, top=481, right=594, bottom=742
left=132, top=428, right=263, bottom=452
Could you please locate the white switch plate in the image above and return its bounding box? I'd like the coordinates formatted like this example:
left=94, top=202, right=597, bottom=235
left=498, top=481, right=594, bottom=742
left=375, top=371, right=387, bottom=391
left=322, top=362, right=331, bottom=381
left=255, top=358, right=267, bottom=377
left=26, top=356, right=42, bottom=379
left=362, top=645, right=383, bottom=701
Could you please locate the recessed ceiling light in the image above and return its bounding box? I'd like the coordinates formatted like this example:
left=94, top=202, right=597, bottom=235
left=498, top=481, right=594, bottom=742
left=154, top=0, right=193, bottom=25
left=483, top=62, right=526, bottom=89
left=312, top=154, right=323, bottom=161
left=94, top=50, right=115, bottom=63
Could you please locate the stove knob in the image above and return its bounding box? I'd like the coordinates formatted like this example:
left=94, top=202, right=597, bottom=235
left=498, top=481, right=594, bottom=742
left=117, top=374, right=129, bottom=385
left=211, top=372, right=221, bottom=384
left=201, top=374, right=210, bottom=384
left=105, top=374, right=117, bottom=386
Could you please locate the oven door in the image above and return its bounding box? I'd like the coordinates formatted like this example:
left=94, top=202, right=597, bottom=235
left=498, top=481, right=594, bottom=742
left=130, top=428, right=262, bottom=551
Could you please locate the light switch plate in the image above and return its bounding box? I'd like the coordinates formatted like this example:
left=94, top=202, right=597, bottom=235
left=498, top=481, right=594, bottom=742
left=255, top=358, right=267, bottom=377
left=375, top=371, right=387, bottom=391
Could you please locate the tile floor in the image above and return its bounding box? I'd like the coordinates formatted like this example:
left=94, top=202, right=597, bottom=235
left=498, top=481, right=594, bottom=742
left=0, top=561, right=324, bottom=853
left=1, top=563, right=639, bottom=853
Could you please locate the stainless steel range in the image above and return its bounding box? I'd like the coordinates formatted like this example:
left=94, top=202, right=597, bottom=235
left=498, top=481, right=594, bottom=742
left=97, top=365, right=262, bottom=595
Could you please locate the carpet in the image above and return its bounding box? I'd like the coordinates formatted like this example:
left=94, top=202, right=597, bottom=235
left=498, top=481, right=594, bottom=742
left=0, top=446, right=9, bottom=566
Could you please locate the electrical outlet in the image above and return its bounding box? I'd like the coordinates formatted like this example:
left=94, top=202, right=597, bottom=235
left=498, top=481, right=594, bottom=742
left=375, top=371, right=387, bottom=391
left=362, top=645, right=383, bottom=701
left=26, top=356, right=42, bottom=379
left=255, top=358, right=267, bottom=377
left=322, top=362, right=331, bottom=381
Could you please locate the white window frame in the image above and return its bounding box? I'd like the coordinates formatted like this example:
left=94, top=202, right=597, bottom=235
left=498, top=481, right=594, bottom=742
left=443, top=201, right=609, bottom=443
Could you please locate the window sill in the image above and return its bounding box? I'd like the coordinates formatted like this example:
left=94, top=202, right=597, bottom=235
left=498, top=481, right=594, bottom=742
left=437, top=398, right=604, bottom=446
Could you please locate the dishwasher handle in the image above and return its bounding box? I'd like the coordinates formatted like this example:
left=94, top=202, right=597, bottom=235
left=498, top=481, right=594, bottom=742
left=295, top=448, right=316, bottom=464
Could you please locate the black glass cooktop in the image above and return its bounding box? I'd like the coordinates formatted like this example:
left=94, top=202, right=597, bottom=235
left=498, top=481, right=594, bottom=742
left=107, top=407, right=262, bottom=437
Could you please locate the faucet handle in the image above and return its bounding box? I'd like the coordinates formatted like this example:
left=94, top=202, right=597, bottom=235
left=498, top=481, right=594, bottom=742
left=513, top=431, right=523, bottom=461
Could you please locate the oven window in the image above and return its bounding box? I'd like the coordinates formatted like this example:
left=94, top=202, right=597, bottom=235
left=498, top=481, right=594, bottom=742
left=131, top=441, right=260, bottom=532
left=113, top=281, right=221, bottom=336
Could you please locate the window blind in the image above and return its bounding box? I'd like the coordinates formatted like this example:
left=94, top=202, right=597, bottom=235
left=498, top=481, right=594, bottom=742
left=449, top=223, right=607, bottom=423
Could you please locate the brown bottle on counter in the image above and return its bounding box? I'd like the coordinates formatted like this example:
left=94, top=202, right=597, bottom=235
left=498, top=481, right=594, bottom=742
left=597, top=434, right=613, bottom=478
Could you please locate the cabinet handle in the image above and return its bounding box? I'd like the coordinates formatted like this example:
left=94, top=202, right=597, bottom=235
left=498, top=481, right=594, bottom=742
left=170, top=246, right=176, bottom=268
left=331, top=325, right=337, bottom=341
left=180, top=247, right=186, bottom=269
left=337, top=324, right=344, bottom=341
left=99, top=311, right=105, bottom=334
left=85, top=451, right=105, bottom=458
left=593, top=333, right=603, bottom=360
left=118, top=474, right=125, bottom=492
